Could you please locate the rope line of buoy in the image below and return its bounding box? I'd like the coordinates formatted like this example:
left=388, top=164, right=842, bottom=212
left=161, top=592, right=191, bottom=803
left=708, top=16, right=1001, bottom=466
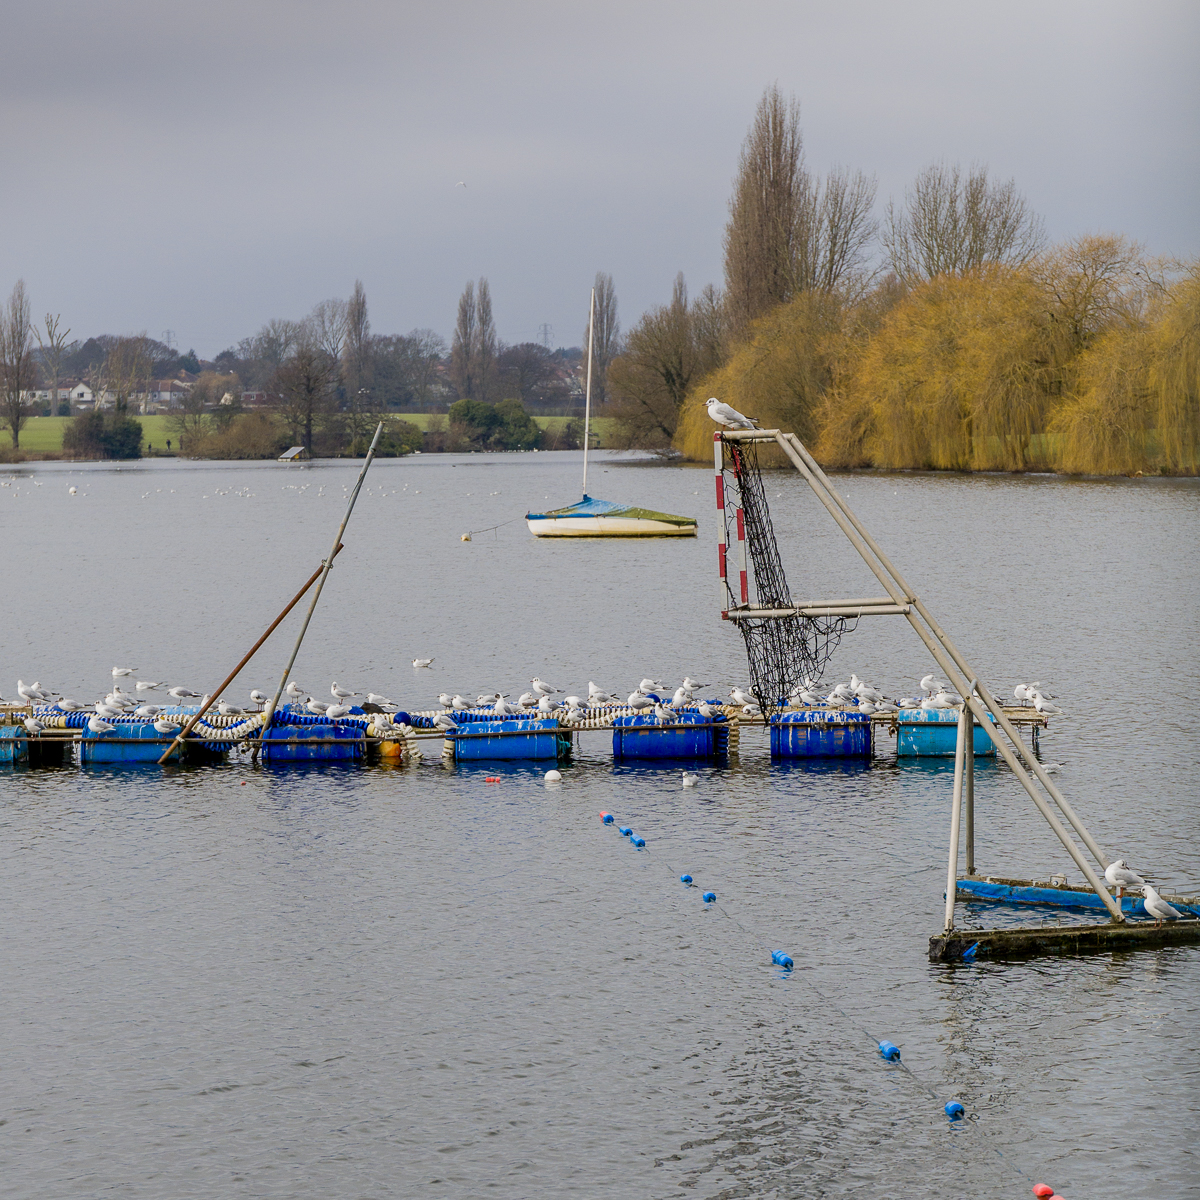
left=596, top=808, right=1067, bottom=1199
left=460, top=515, right=525, bottom=541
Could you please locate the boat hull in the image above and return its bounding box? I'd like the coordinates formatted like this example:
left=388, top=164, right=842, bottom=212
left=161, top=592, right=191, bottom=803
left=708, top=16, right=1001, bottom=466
left=527, top=515, right=696, bottom=537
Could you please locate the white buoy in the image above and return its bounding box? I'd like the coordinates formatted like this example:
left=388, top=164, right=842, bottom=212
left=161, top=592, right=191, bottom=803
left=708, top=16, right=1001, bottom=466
left=544, top=769, right=562, bottom=783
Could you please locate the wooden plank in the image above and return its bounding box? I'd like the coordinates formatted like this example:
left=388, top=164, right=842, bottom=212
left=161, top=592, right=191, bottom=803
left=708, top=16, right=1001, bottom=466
left=930, top=920, right=1200, bottom=962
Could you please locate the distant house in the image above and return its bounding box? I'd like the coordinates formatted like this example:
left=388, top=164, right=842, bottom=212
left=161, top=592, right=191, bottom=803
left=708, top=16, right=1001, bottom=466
left=279, top=446, right=308, bottom=461
left=70, top=383, right=96, bottom=408
left=148, top=379, right=187, bottom=410
left=242, top=390, right=272, bottom=408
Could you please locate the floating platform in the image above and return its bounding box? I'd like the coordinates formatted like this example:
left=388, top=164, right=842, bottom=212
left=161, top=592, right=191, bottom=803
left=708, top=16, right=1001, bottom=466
left=770, top=710, right=871, bottom=758
left=449, top=717, right=569, bottom=762
left=956, top=874, right=1200, bottom=919
left=897, top=709, right=996, bottom=756
left=930, top=919, right=1200, bottom=962
left=525, top=494, right=697, bottom=538
left=612, top=713, right=728, bottom=760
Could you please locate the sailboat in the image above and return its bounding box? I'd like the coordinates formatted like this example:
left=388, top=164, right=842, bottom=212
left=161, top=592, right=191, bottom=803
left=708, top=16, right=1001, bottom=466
left=525, top=288, right=697, bottom=539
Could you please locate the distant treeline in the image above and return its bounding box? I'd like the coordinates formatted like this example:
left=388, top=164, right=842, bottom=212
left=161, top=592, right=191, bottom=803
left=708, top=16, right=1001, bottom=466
left=607, top=87, right=1199, bottom=476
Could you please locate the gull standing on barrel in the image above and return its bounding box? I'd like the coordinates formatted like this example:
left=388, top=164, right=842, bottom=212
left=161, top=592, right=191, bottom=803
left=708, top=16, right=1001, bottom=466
left=706, top=397, right=760, bottom=429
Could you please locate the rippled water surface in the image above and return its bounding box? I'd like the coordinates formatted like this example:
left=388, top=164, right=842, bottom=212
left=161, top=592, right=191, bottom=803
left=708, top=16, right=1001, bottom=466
left=1, top=452, right=1197, bottom=1199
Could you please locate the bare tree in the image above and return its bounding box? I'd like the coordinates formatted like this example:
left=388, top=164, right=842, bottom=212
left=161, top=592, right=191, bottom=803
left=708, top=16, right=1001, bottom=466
left=450, top=281, right=478, bottom=399
left=608, top=273, right=724, bottom=446
left=585, top=272, right=621, bottom=406
left=476, top=278, right=497, bottom=401
left=802, top=167, right=879, bottom=299
left=310, top=298, right=349, bottom=363
left=883, top=162, right=1047, bottom=284
left=342, top=280, right=376, bottom=444
left=408, top=329, right=446, bottom=407
left=34, top=312, right=71, bottom=415
left=274, top=325, right=337, bottom=455
left=723, top=85, right=806, bottom=332
left=103, top=335, right=154, bottom=415
left=449, top=278, right=497, bottom=400
left=0, top=279, right=35, bottom=448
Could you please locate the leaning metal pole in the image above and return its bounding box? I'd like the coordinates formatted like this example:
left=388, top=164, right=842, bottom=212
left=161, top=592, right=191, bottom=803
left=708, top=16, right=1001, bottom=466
left=718, top=428, right=1123, bottom=923
left=944, top=696, right=973, bottom=932
left=259, top=421, right=384, bottom=749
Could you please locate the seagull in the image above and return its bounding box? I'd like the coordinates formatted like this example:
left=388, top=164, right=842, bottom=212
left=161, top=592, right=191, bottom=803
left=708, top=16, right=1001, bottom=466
left=830, top=682, right=856, bottom=702
left=706, top=396, right=760, bottom=429
left=537, top=695, right=561, bottom=714
left=588, top=682, right=617, bottom=704
left=95, top=702, right=122, bottom=718
left=1141, top=884, right=1183, bottom=927
left=681, top=677, right=707, bottom=691
left=858, top=699, right=877, bottom=715
left=493, top=695, right=520, bottom=716
left=919, top=674, right=942, bottom=696
left=697, top=701, right=721, bottom=719
left=563, top=695, right=586, bottom=711
left=638, top=678, right=667, bottom=694
left=898, top=696, right=919, bottom=708
left=672, top=687, right=694, bottom=708
left=451, top=694, right=472, bottom=710
left=454, top=181, right=466, bottom=188
left=562, top=706, right=586, bottom=725
left=23, top=717, right=44, bottom=735
left=437, top=692, right=455, bottom=709
left=168, top=686, right=201, bottom=701
left=56, top=699, right=86, bottom=712
left=153, top=718, right=181, bottom=733
left=627, top=690, right=654, bottom=712
left=17, top=679, right=52, bottom=703
left=729, top=686, right=756, bottom=707
left=306, top=698, right=331, bottom=714
left=250, top=690, right=270, bottom=708
left=934, top=687, right=963, bottom=706
left=88, top=715, right=115, bottom=734
left=682, top=771, right=699, bottom=787
left=653, top=702, right=674, bottom=724
left=517, top=691, right=538, bottom=708
left=531, top=678, right=558, bottom=696
left=134, top=704, right=162, bottom=718
left=331, top=682, right=356, bottom=700
left=326, top=704, right=353, bottom=719
left=412, top=658, right=434, bottom=668
left=285, top=682, right=305, bottom=700
left=793, top=688, right=822, bottom=706
left=851, top=674, right=883, bottom=702
left=433, top=712, right=458, bottom=732
left=477, top=692, right=500, bottom=707
left=365, top=693, right=395, bottom=708
left=1030, top=690, right=1066, bottom=716
left=1104, top=859, right=1147, bottom=899
left=111, top=667, right=137, bottom=677
left=217, top=700, right=245, bottom=716
left=135, top=680, right=165, bottom=692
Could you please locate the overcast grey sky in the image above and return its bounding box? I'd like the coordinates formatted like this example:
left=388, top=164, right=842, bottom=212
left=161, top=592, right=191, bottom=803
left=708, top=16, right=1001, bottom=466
left=3, top=0, right=1197, bottom=357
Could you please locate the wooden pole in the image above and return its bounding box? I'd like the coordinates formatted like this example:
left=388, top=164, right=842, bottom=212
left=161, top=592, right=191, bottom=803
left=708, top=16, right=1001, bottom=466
left=965, top=716, right=975, bottom=875
left=581, top=287, right=595, bottom=497
left=944, top=702, right=971, bottom=933
left=156, top=545, right=344, bottom=764
left=258, top=422, right=384, bottom=754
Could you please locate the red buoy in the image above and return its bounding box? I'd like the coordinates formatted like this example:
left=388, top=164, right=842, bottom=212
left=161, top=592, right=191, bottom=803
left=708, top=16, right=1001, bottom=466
left=1032, top=1186, right=1054, bottom=1198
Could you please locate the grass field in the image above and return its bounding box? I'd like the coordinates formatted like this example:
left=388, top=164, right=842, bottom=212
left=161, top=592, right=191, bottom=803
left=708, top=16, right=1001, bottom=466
left=6, top=414, right=620, bottom=455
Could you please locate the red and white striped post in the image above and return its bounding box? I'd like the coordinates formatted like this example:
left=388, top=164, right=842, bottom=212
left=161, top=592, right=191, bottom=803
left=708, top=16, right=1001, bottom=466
left=736, top=504, right=749, bottom=605
left=714, top=433, right=728, bottom=617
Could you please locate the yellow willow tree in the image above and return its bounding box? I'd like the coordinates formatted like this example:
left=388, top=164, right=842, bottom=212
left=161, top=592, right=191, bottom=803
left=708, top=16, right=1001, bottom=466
left=817, top=268, right=1062, bottom=470
left=1149, top=264, right=1200, bottom=473
left=674, top=290, right=847, bottom=462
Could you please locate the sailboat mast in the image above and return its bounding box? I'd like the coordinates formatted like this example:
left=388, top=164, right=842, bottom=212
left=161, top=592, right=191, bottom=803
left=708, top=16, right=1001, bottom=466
left=582, top=286, right=595, bottom=498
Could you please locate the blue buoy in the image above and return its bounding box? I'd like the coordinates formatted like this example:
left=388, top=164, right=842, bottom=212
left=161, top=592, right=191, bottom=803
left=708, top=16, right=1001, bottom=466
left=601, top=812, right=615, bottom=824
left=632, top=836, right=646, bottom=848
left=771, top=950, right=794, bottom=970
left=878, top=1041, right=901, bottom=1061
left=702, top=891, right=716, bottom=903
left=680, top=874, right=693, bottom=885
left=619, top=826, right=633, bottom=837
left=945, top=1101, right=965, bottom=1119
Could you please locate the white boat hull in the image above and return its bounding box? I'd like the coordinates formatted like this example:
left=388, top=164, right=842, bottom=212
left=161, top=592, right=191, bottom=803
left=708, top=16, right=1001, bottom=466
left=527, top=515, right=697, bottom=538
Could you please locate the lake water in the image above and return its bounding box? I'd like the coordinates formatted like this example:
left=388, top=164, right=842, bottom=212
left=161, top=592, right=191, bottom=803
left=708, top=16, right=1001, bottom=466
left=1, top=451, right=1197, bottom=1199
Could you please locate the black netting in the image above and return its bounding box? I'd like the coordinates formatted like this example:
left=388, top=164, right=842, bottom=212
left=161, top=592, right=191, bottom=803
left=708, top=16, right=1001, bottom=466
left=721, top=438, right=851, bottom=711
